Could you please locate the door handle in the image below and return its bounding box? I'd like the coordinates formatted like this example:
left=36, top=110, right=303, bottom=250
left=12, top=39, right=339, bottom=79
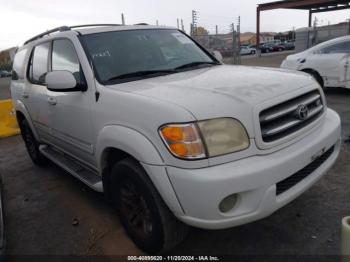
left=47, top=97, right=57, bottom=105
left=22, top=92, right=29, bottom=98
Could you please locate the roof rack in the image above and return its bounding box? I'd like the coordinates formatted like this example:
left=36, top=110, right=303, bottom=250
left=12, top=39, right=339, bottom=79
left=69, top=24, right=121, bottom=29
left=23, top=24, right=122, bottom=45
left=24, top=26, right=70, bottom=45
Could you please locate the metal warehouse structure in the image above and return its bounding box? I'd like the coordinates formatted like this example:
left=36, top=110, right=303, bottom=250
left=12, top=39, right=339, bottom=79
left=256, top=0, right=350, bottom=47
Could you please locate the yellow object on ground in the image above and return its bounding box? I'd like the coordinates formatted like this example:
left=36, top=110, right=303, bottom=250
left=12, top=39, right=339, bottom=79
left=0, top=99, right=20, bottom=138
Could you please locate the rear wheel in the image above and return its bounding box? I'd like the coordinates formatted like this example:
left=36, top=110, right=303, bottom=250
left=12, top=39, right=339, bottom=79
left=111, top=158, right=188, bottom=254
left=19, top=119, right=47, bottom=165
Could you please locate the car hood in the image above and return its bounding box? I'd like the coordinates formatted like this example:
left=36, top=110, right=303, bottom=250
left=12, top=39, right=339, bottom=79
left=108, top=65, right=317, bottom=136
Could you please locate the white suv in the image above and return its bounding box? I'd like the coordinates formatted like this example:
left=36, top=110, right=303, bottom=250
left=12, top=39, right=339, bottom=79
left=11, top=24, right=341, bottom=253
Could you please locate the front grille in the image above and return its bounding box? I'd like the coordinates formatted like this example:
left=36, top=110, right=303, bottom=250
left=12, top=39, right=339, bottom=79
left=276, top=145, right=334, bottom=195
left=260, top=90, right=324, bottom=143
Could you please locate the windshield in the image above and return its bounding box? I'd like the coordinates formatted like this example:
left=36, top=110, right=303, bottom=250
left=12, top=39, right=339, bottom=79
left=81, top=29, right=216, bottom=84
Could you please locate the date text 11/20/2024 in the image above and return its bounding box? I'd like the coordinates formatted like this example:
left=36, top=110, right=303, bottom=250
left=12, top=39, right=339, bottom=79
left=127, top=256, right=220, bottom=261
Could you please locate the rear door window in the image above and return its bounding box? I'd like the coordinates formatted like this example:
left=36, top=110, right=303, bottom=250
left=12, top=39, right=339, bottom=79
left=28, top=42, right=50, bottom=84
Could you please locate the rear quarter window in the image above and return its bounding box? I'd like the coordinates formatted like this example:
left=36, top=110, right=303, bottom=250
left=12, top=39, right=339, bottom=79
left=12, top=48, right=27, bottom=80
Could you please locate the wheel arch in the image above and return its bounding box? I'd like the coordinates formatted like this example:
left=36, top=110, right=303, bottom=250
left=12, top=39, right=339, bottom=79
left=301, top=68, right=324, bottom=87
left=96, top=125, right=165, bottom=198
left=14, top=100, right=39, bottom=140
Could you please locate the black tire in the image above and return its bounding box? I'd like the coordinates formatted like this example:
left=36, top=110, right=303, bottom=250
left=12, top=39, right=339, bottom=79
left=251, top=50, right=256, bottom=55
left=19, top=119, right=47, bottom=165
left=111, top=158, right=188, bottom=254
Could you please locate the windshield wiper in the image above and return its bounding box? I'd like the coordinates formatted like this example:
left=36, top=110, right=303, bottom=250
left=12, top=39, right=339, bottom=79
left=175, top=61, right=219, bottom=70
left=107, top=69, right=177, bottom=81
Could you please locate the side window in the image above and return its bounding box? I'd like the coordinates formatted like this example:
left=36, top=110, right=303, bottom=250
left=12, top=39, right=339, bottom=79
left=321, top=42, right=350, bottom=54
left=12, top=48, right=27, bottom=80
left=52, top=39, right=82, bottom=84
left=28, top=42, right=50, bottom=84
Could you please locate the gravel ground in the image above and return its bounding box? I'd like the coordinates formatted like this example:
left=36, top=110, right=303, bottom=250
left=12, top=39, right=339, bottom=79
left=0, top=54, right=349, bottom=259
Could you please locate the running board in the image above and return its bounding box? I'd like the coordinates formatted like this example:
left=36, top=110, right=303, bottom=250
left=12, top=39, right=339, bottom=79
left=39, top=145, right=103, bottom=192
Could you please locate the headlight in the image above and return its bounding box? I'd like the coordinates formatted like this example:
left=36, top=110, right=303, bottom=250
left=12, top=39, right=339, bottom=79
left=159, top=118, right=249, bottom=160
left=198, top=118, right=249, bottom=157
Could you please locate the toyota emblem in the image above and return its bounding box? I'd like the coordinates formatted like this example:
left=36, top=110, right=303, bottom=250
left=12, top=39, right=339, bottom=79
left=296, top=104, right=309, bottom=120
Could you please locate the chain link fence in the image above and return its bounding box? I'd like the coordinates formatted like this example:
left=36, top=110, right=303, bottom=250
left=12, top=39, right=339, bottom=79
left=192, top=30, right=241, bottom=65
left=296, top=21, right=350, bottom=52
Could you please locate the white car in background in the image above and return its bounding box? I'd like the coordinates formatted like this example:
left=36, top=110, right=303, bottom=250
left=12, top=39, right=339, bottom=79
left=240, top=46, right=256, bottom=55
left=281, top=35, right=350, bottom=89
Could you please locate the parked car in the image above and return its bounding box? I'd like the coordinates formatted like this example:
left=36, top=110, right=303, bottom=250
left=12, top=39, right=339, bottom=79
left=281, top=42, right=295, bottom=50
left=281, top=35, right=350, bottom=89
left=272, top=44, right=286, bottom=52
left=11, top=24, right=341, bottom=254
left=240, top=46, right=256, bottom=55
left=260, top=43, right=274, bottom=53
left=0, top=70, right=11, bottom=78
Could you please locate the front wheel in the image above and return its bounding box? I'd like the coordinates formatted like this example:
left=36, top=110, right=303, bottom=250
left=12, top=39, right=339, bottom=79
left=111, top=158, right=188, bottom=254
left=19, top=118, right=48, bottom=165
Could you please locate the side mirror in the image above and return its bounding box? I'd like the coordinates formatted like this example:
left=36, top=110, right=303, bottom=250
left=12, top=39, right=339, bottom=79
left=46, top=71, right=79, bottom=92
left=212, top=50, right=223, bottom=63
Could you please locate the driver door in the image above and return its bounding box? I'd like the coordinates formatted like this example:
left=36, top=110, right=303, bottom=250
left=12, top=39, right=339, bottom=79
left=47, top=38, right=95, bottom=166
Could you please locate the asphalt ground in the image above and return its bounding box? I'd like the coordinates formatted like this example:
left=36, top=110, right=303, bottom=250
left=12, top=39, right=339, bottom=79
left=0, top=54, right=349, bottom=260
left=0, top=77, right=11, bottom=100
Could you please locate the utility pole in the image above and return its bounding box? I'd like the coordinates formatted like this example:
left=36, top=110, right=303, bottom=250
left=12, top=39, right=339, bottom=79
left=215, top=25, right=218, bottom=35
left=181, top=19, right=185, bottom=31
left=156, top=20, right=159, bottom=26
left=192, top=10, right=198, bottom=37
left=177, top=18, right=179, bottom=29
left=121, top=13, right=125, bottom=25
left=231, top=23, right=236, bottom=64
left=237, top=16, right=241, bottom=64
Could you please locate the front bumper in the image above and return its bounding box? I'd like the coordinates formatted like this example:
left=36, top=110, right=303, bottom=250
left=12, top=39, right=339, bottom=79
left=166, top=108, right=341, bottom=229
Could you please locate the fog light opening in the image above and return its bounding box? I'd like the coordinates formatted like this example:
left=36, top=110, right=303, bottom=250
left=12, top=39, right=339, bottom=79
left=219, top=193, right=238, bottom=213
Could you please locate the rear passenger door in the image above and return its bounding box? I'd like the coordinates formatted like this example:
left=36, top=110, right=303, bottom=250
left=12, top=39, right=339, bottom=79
left=26, top=42, right=52, bottom=141
left=47, top=38, right=95, bottom=165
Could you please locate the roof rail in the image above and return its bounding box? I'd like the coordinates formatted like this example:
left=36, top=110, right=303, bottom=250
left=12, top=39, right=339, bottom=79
left=134, top=23, right=149, bottom=25
left=23, top=24, right=122, bottom=45
left=24, top=26, right=71, bottom=45
left=69, top=24, right=121, bottom=29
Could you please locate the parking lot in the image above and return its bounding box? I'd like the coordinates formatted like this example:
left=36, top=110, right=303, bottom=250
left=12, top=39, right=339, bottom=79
left=1, top=53, right=350, bottom=257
